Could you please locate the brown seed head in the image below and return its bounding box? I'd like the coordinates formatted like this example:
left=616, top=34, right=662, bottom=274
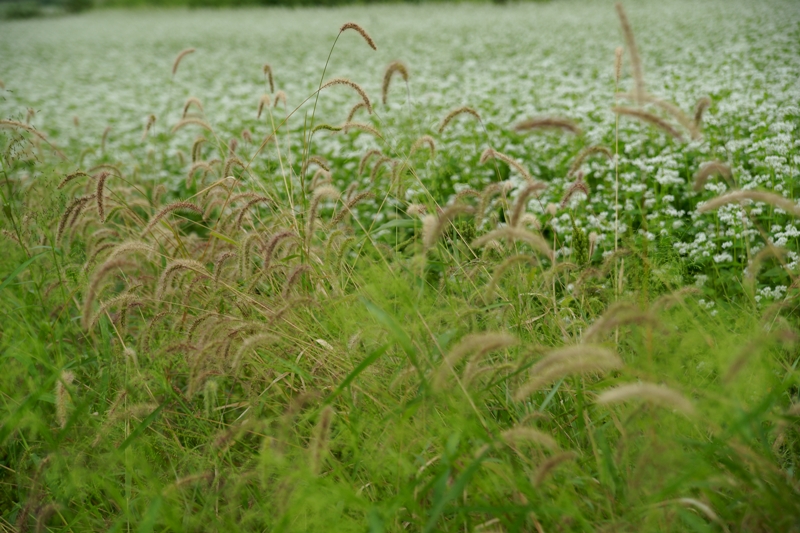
left=339, top=22, right=377, bottom=50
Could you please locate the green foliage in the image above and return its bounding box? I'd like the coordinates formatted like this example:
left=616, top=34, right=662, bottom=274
left=1, top=3, right=800, bottom=531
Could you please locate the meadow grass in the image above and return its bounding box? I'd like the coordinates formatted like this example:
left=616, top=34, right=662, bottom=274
left=1, top=1, right=800, bottom=531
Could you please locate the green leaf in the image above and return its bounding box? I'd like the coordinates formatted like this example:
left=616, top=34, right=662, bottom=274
left=0, top=252, right=46, bottom=292
left=117, top=403, right=165, bottom=452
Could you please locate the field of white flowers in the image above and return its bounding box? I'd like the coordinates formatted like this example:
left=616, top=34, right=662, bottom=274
left=1, top=0, right=799, bottom=300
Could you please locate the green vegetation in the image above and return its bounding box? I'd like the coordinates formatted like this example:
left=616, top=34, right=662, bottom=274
left=1, top=1, right=799, bottom=531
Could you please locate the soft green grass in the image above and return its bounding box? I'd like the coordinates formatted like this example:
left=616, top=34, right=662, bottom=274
left=2, top=1, right=800, bottom=531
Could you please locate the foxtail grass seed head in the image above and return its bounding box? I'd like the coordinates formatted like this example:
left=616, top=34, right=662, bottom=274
left=156, top=259, right=208, bottom=300
left=141, top=201, right=203, bottom=237
left=514, top=345, right=623, bottom=401
left=433, top=332, right=517, bottom=388
left=346, top=101, right=367, bottom=123
left=694, top=96, right=711, bottom=126
left=342, top=121, right=382, bottom=139
left=472, top=227, right=554, bottom=261
left=409, top=135, right=436, bottom=159
left=182, top=96, right=204, bottom=118
left=612, top=106, right=685, bottom=141
left=698, top=189, right=800, bottom=217
left=257, top=94, right=271, bottom=119
left=57, top=170, right=91, bottom=190
left=95, top=172, right=109, bottom=223
left=511, top=182, right=547, bottom=227
left=142, top=114, right=156, bottom=140
left=480, top=148, right=534, bottom=182
left=321, top=78, right=372, bottom=114
left=614, top=46, right=624, bottom=86
left=485, top=254, right=537, bottom=301
left=339, top=22, right=377, bottom=50
left=263, top=230, right=296, bottom=270
left=438, top=106, right=481, bottom=133
left=310, top=406, right=335, bottom=475
left=568, top=145, right=613, bottom=176
left=422, top=204, right=474, bottom=252
left=533, top=451, right=578, bottom=487
left=56, top=370, right=75, bottom=428
left=614, top=3, right=645, bottom=102
left=693, top=161, right=733, bottom=192
left=513, top=117, right=582, bottom=135
left=172, top=48, right=195, bottom=77
left=172, top=117, right=213, bottom=134
left=274, top=90, right=287, bottom=108
left=561, top=176, right=590, bottom=208
left=500, top=427, right=558, bottom=451
left=262, top=63, right=275, bottom=93
left=358, top=149, right=383, bottom=176
left=382, top=60, right=409, bottom=105
left=596, top=382, right=696, bottom=416
left=283, top=264, right=311, bottom=298
left=57, top=194, right=96, bottom=242
left=330, top=191, right=374, bottom=226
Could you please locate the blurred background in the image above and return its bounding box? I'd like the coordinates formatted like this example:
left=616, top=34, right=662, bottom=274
left=0, top=0, right=544, bottom=17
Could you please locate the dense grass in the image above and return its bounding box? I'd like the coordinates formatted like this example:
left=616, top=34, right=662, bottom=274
left=2, top=1, right=800, bottom=531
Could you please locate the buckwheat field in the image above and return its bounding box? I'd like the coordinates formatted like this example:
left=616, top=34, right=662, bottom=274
left=1, top=0, right=799, bottom=531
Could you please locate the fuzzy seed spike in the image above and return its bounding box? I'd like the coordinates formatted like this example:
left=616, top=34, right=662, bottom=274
left=513, top=117, right=582, bottom=136
left=612, top=106, right=684, bottom=141
left=172, top=48, right=196, bottom=77
left=339, top=22, right=377, bottom=50
left=596, top=382, right=695, bottom=416
left=141, top=201, right=203, bottom=237
left=262, top=63, right=275, bottom=93
left=321, top=78, right=372, bottom=114
left=515, top=345, right=623, bottom=400
left=614, top=3, right=645, bottom=102
left=698, top=190, right=800, bottom=217
left=438, top=106, right=481, bottom=133
left=382, top=60, right=409, bottom=105
left=472, top=227, right=554, bottom=261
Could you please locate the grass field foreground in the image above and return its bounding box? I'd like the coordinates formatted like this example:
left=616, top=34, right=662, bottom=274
left=1, top=1, right=800, bottom=531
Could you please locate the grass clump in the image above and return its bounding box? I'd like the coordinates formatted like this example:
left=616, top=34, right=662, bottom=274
left=1, top=4, right=800, bottom=532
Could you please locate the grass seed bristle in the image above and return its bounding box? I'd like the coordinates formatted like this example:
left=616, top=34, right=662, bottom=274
left=433, top=332, right=517, bottom=387
left=382, top=60, right=409, bottom=105
left=346, top=101, right=367, bottom=123
left=698, top=190, right=800, bottom=217
left=533, top=451, right=578, bottom=487
left=182, top=96, right=204, bottom=118
left=409, top=135, right=436, bottom=159
left=511, top=182, right=547, bottom=227
left=514, top=345, right=623, bottom=400
left=55, top=370, right=75, bottom=428
left=172, top=48, right=196, bottom=77
left=568, top=145, right=613, bottom=177
left=141, top=201, right=203, bottom=237
left=694, top=96, right=711, bottom=127
left=262, top=63, right=275, bottom=93
left=693, top=161, right=733, bottom=192
left=438, top=106, right=481, bottom=133
left=172, top=117, right=212, bottom=134
left=257, top=94, right=271, bottom=119
left=614, top=3, right=645, bottom=102
left=480, top=148, right=534, bottom=182
left=422, top=204, right=474, bottom=252
left=500, top=427, right=558, bottom=451
left=514, top=117, right=582, bottom=136
left=596, top=382, right=696, bottom=416
left=612, top=106, right=685, bottom=141
left=472, top=227, right=554, bottom=261
left=321, top=78, right=372, bottom=114
left=339, top=22, right=377, bottom=51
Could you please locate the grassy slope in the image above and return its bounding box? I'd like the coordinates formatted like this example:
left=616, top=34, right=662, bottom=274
left=1, top=1, right=800, bottom=531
